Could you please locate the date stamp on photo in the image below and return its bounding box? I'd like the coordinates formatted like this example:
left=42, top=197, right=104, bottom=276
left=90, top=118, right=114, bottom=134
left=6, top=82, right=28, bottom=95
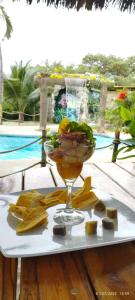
left=96, top=291, right=130, bottom=297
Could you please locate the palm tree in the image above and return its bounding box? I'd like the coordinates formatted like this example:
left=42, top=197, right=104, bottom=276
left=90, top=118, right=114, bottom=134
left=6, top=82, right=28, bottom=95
left=0, top=5, right=13, bottom=123
left=4, top=61, right=40, bottom=123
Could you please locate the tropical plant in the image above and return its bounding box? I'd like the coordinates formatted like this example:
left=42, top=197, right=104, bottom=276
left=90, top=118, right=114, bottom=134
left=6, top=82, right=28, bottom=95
left=116, top=91, right=135, bottom=137
left=114, top=142, right=135, bottom=160
left=107, top=90, right=135, bottom=160
left=106, top=90, right=135, bottom=135
left=4, top=61, right=40, bottom=123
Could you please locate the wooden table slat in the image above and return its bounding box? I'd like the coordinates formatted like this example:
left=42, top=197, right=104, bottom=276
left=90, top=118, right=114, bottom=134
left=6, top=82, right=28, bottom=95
left=20, top=252, right=96, bottom=300
left=83, top=242, right=135, bottom=300
left=1, top=162, right=134, bottom=300
left=0, top=254, right=17, bottom=300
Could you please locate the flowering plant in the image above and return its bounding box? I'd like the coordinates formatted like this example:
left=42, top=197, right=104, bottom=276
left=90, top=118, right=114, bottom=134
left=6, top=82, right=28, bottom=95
left=117, top=91, right=127, bottom=100
left=112, top=90, right=135, bottom=160
left=114, top=90, right=135, bottom=137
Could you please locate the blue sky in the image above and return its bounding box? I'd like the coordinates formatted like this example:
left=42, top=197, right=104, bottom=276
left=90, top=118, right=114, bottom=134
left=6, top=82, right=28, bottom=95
left=1, top=0, right=135, bottom=73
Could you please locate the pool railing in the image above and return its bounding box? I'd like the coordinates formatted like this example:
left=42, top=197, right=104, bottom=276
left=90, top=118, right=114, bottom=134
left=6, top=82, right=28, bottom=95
left=2, top=129, right=134, bottom=189
left=0, top=129, right=122, bottom=188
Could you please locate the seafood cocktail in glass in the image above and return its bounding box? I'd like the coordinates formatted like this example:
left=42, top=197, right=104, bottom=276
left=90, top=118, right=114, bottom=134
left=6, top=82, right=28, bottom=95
left=45, top=119, right=95, bottom=225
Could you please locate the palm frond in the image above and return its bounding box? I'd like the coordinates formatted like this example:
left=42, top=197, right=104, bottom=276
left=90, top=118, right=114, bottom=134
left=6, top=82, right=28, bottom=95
left=23, top=66, right=46, bottom=86
left=28, top=88, right=40, bottom=101
left=118, top=154, right=135, bottom=160
left=0, top=5, right=13, bottom=40
left=4, top=61, right=41, bottom=112
left=12, top=0, right=135, bottom=12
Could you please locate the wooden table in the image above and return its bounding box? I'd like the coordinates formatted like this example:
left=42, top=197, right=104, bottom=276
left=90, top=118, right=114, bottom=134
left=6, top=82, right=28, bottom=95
left=0, top=162, right=135, bottom=300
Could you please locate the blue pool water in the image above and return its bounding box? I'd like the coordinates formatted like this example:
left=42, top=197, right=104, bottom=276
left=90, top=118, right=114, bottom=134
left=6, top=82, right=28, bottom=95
left=0, top=134, right=113, bottom=160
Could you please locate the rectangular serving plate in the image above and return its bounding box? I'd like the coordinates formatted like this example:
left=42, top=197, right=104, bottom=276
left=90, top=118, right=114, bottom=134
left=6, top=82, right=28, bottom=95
left=0, top=188, right=135, bottom=258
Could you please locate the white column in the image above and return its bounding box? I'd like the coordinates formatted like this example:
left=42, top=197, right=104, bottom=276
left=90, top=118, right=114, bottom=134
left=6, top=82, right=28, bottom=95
left=40, top=83, right=48, bottom=130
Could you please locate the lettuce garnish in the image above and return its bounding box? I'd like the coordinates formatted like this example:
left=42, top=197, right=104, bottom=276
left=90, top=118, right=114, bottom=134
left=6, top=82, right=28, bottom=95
left=47, top=120, right=96, bottom=147
left=66, top=121, right=95, bottom=143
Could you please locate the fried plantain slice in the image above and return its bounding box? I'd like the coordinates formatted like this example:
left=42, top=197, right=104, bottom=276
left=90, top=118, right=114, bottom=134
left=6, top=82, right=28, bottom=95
left=73, top=177, right=91, bottom=197
left=16, top=207, right=48, bottom=233
left=16, top=190, right=46, bottom=208
left=45, top=189, right=65, bottom=199
left=40, top=190, right=68, bottom=208
left=9, top=203, right=28, bottom=218
left=40, top=197, right=61, bottom=209
left=72, top=190, right=99, bottom=209
left=83, top=177, right=92, bottom=190
left=9, top=204, right=46, bottom=219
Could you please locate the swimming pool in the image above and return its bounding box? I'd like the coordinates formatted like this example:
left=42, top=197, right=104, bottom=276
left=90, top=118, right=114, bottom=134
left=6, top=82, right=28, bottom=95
left=0, top=134, right=113, bottom=160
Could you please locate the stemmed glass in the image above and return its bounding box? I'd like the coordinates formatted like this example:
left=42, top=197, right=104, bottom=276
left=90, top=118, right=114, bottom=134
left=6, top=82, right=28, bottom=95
left=44, top=133, right=94, bottom=225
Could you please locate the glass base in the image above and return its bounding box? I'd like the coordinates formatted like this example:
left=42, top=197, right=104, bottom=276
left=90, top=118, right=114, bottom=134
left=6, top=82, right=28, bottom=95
left=53, top=208, right=84, bottom=225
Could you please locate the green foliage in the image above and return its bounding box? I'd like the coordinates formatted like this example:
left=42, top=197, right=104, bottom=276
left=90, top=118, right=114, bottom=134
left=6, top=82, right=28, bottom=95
left=120, top=106, right=132, bottom=122
left=46, top=133, right=59, bottom=148
left=129, top=120, right=135, bottom=137
left=105, top=107, right=122, bottom=131
left=47, top=120, right=95, bottom=147
left=2, top=99, right=13, bottom=112
left=3, top=53, right=135, bottom=123
left=82, top=54, right=135, bottom=86
left=4, top=54, right=135, bottom=88
left=82, top=54, right=129, bottom=77
left=67, top=121, right=96, bottom=144
left=0, top=5, right=13, bottom=40
left=4, top=61, right=40, bottom=114
left=126, top=56, right=135, bottom=74
left=113, top=139, right=135, bottom=160
left=105, top=91, right=135, bottom=136
left=115, top=74, right=135, bottom=86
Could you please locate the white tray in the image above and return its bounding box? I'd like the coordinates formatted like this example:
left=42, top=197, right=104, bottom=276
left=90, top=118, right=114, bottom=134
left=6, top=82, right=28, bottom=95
left=0, top=188, right=135, bottom=258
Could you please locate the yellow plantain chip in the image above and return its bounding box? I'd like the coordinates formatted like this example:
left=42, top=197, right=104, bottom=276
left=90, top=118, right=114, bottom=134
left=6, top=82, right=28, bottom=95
left=16, top=190, right=46, bottom=208
left=45, top=189, right=65, bottom=199
left=84, top=177, right=91, bottom=190
left=73, top=198, right=98, bottom=209
left=40, top=197, right=60, bottom=209
left=72, top=190, right=99, bottom=209
left=9, top=204, right=29, bottom=218
left=40, top=190, right=68, bottom=208
left=9, top=204, right=46, bottom=219
left=73, top=177, right=91, bottom=197
left=16, top=207, right=48, bottom=233
left=72, top=191, right=91, bottom=207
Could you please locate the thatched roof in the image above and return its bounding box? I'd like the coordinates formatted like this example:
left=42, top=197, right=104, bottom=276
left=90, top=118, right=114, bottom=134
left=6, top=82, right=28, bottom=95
left=14, top=0, right=135, bottom=12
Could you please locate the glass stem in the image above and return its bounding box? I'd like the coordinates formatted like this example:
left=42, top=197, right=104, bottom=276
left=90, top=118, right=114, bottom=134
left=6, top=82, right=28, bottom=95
left=65, top=179, right=75, bottom=209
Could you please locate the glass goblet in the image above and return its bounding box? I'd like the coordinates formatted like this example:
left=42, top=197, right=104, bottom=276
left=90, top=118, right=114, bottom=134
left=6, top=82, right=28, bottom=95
left=44, top=140, right=94, bottom=225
